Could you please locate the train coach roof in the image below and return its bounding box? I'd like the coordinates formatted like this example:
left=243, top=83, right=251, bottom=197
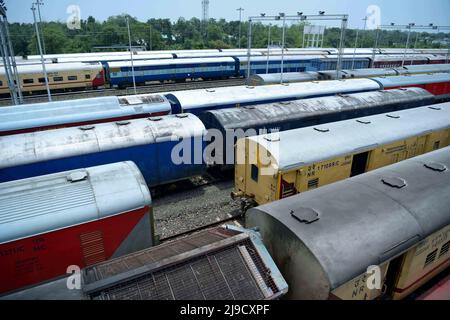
left=204, top=88, right=434, bottom=130
left=0, top=113, right=205, bottom=169
left=248, top=147, right=450, bottom=290
left=0, top=161, right=151, bottom=244
left=249, top=72, right=320, bottom=84
left=0, top=62, right=102, bottom=75
left=0, top=95, right=171, bottom=134
left=248, top=102, right=450, bottom=171
left=57, top=53, right=175, bottom=63
left=238, top=55, right=324, bottom=62
left=164, top=78, right=381, bottom=111
left=372, top=73, right=450, bottom=87
left=397, top=64, right=450, bottom=75
left=107, top=57, right=236, bottom=68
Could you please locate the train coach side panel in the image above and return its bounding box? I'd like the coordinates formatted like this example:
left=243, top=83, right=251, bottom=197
left=0, top=140, right=206, bottom=186
left=391, top=225, right=450, bottom=300
left=0, top=207, right=149, bottom=295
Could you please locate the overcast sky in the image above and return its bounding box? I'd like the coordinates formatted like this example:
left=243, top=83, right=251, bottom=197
left=5, top=0, right=450, bottom=29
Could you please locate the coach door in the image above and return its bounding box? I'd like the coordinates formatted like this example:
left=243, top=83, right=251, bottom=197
left=350, top=151, right=370, bottom=177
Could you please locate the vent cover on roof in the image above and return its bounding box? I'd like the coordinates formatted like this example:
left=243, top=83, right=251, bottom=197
left=291, top=207, right=320, bottom=224
left=82, top=227, right=286, bottom=300
left=424, top=162, right=447, bottom=172
left=314, top=127, right=330, bottom=133
left=381, top=177, right=407, bottom=189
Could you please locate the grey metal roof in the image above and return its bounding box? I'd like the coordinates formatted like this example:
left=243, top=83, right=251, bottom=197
left=397, top=64, right=450, bottom=75
left=318, top=68, right=398, bottom=80
left=249, top=102, right=450, bottom=170
left=372, top=73, right=450, bottom=87
left=249, top=72, right=320, bottom=85
left=0, top=161, right=151, bottom=244
left=247, top=147, right=450, bottom=290
left=0, top=114, right=205, bottom=169
left=165, top=78, right=381, bottom=111
left=0, top=62, right=102, bottom=75
left=0, top=95, right=171, bottom=134
left=108, top=57, right=236, bottom=68
left=204, top=88, right=434, bottom=131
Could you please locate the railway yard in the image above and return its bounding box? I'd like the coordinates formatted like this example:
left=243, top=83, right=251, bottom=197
left=0, top=2, right=450, bottom=304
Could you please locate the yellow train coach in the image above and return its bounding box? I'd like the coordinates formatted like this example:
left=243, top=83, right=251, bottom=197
left=233, top=102, right=450, bottom=208
left=0, top=62, right=105, bottom=96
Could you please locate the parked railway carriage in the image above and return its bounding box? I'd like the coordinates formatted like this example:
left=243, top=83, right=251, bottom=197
left=397, top=63, right=450, bottom=75
left=318, top=68, right=399, bottom=80
left=0, top=94, right=172, bottom=136
left=371, top=73, right=450, bottom=100
left=233, top=103, right=450, bottom=207
left=108, top=57, right=238, bottom=87
left=249, top=72, right=320, bottom=86
left=0, top=62, right=105, bottom=95
left=372, top=55, right=432, bottom=68
left=247, top=147, right=450, bottom=300
left=0, top=114, right=206, bottom=185
left=237, top=55, right=320, bottom=76
left=248, top=64, right=450, bottom=84
left=0, top=161, right=155, bottom=295
left=201, top=88, right=435, bottom=165
left=163, top=78, right=381, bottom=115
left=313, top=55, right=372, bottom=71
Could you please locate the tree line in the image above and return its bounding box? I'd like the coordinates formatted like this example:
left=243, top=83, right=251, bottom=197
left=7, top=14, right=450, bottom=57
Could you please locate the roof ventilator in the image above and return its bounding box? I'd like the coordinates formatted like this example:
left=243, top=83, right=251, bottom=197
left=386, top=114, right=400, bottom=119
left=381, top=177, right=407, bottom=189
left=314, top=127, right=330, bottom=133
left=424, top=162, right=447, bottom=172
left=290, top=207, right=320, bottom=224
left=79, top=125, right=95, bottom=131
left=67, top=171, right=88, bottom=183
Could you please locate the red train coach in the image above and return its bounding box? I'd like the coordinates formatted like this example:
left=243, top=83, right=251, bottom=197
left=0, top=161, right=155, bottom=295
left=372, top=73, right=450, bottom=100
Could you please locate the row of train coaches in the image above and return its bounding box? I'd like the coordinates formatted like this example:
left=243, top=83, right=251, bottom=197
left=0, top=66, right=450, bottom=300
left=0, top=47, right=449, bottom=94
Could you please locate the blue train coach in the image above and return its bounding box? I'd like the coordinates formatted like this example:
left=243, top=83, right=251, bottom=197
left=0, top=114, right=206, bottom=186
left=108, top=57, right=238, bottom=88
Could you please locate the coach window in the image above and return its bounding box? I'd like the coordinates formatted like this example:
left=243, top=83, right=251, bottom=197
left=53, top=76, right=63, bottom=82
left=23, top=78, right=34, bottom=84
left=38, top=77, right=49, bottom=83
left=251, top=164, right=259, bottom=182
left=85, top=74, right=91, bottom=79
left=0, top=80, right=3, bottom=86
left=68, top=75, right=78, bottom=81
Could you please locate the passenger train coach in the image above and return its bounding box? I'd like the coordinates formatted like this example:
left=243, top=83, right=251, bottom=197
left=0, top=162, right=155, bottom=295
left=0, top=62, right=105, bottom=95
left=247, top=147, right=450, bottom=300
left=233, top=103, right=450, bottom=208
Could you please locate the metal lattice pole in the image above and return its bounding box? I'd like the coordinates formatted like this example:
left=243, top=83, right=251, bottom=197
left=246, top=19, right=252, bottom=83
left=237, top=8, right=244, bottom=49
left=266, top=24, right=271, bottom=74
left=336, top=15, right=348, bottom=78
left=402, top=24, right=412, bottom=67
left=280, top=13, right=286, bottom=84
left=32, top=3, right=51, bottom=102
left=36, top=0, right=46, bottom=55
left=126, top=17, right=137, bottom=95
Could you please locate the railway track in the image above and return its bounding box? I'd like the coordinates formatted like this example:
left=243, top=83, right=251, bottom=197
left=0, top=78, right=246, bottom=106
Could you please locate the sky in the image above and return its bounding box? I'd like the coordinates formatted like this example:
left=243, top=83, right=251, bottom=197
left=5, top=0, right=450, bottom=29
